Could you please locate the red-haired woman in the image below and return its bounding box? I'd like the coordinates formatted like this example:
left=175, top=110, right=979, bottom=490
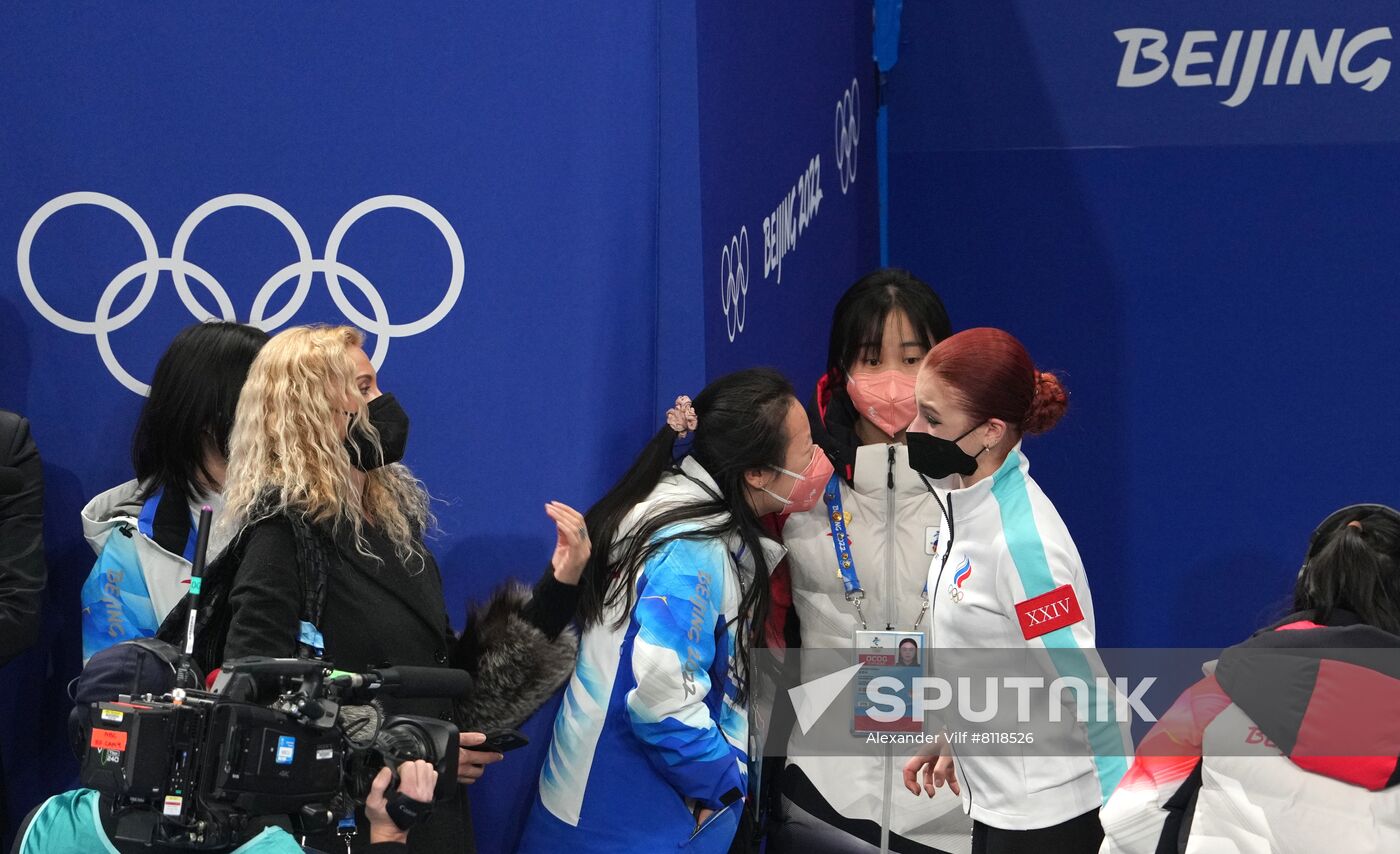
left=899, top=328, right=1128, bottom=853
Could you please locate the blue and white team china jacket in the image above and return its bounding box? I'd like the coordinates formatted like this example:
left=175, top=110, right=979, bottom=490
left=926, top=445, right=1131, bottom=830
left=80, top=480, right=231, bottom=663
left=520, top=456, right=782, bottom=853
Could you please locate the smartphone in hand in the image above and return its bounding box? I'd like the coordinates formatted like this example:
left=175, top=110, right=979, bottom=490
left=477, top=729, right=530, bottom=753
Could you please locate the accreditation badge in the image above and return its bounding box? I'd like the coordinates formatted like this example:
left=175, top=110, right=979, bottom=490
left=852, top=629, right=925, bottom=733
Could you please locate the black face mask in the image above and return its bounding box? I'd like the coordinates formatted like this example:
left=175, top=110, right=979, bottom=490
left=906, top=423, right=985, bottom=480
left=347, top=393, right=410, bottom=471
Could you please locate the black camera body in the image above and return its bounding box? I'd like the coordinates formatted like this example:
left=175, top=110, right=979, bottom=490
left=78, top=656, right=462, bottom=849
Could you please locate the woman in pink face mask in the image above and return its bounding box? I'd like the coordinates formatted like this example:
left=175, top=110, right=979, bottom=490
left=824, top=270, right=953, bottom=460
left=766, top=269, right=972, bottom=854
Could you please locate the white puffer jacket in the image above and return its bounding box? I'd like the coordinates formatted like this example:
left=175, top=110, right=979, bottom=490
left=782, top=442, right=971, bottom=853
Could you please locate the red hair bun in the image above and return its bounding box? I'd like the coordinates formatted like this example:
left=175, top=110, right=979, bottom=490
left=1023, top=371, right=1068, bottom=434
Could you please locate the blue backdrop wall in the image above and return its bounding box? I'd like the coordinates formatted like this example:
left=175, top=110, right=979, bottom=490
left=886, top=0, right=1400, bottom=649
left=14, top=0, right=1395, bottom=848
left=696, top=0, right=879, bottom=382
left=0, top=3, right=878, bottom=851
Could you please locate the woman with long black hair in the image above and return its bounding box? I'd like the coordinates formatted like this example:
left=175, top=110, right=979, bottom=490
left=520, top=368, right=832, bottom=853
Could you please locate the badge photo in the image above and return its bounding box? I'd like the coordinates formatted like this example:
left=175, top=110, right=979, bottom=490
left=852, top=630, right=925, bottom=733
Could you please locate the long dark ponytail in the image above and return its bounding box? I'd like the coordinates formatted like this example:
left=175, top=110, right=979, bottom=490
left=1294, top=505, right=1400, bottom=633
left=578, top=368, right=796, bottom=702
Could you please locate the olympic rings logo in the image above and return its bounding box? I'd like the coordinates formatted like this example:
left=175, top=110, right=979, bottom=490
left=720, top=226, right=749, bottom=343
left=834, top=78, right=861, bottom=194
left=17, top=192, right=464, bottom=395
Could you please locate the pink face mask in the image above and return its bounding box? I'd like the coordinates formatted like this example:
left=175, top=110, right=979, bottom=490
left=764, top=447, right=836, bottom=516
left=846, top=369, right=918, bottom=437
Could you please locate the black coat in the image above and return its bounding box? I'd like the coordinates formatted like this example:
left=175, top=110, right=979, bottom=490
left=224, top=517, right=469, bottom=853
left=226, top=518, right=460, bottom=710
left=0, top=410, right=44, bottom=668
left=220, top=515, right=579, bottom=854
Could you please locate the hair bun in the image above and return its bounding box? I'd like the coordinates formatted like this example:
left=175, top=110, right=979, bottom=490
left=1022, top=370, right=1068, bottom=434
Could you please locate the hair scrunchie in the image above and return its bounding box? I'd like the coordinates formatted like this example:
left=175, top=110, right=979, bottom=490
left=665, top=395, right=698, bottom=438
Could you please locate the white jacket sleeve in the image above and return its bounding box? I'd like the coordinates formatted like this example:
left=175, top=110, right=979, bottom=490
left=994, top=516, right=1131, bottom=802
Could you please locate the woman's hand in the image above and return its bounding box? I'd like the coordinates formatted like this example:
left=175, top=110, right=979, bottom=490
left=365, top=760, right=438, bottom=844
left=457, top=731, right=505, bottom=784
left=546, top=501, right=590, bottom=585
left=902, top=739, right=959, bottom=797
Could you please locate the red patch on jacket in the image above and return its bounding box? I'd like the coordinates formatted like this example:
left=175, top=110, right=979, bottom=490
left=1014, top=584, right=1084, bottom=640
left=1292, top=659, right=1400, bottom=790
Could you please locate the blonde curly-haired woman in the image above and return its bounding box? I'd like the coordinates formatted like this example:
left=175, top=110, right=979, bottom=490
left=168, top=325, right=588, bottom=853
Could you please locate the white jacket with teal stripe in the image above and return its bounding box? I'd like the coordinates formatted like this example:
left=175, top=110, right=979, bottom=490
left=925, top=445, right=1129, bottom=830
left=520, top=455, right=782, bottom=853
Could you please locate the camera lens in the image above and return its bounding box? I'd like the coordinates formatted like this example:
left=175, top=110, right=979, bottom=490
left=375, top=720, right=440, bottom=766
left=346, top=719, right=445, bottom=801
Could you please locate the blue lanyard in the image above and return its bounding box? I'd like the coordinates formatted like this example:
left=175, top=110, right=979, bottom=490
left=823, top=472, right=861, bottom=597
left=823, top=472, right=868, bottom=629
left=823, top=470, right=932, bottom=630
left=137, top=488, right=200, bottom=563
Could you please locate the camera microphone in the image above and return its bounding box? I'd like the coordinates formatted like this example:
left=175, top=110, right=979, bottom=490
left=173, top=506, right=214, bottom=690
left=330, top=666, right=472, bottom=700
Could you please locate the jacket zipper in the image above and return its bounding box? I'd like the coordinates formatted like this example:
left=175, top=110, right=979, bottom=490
left=945, top=736, right=976, bottom=815
left=880, top=743, right=894, bottom=854
left=881, top=444, right=897, bottom=852
left=920, top=479, right=968, bottom=812
left=926, top=488, right=955, bottom=647
left=884, top=445, right=897, bottom=630
left=687, top=799, right=735, bottom=841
